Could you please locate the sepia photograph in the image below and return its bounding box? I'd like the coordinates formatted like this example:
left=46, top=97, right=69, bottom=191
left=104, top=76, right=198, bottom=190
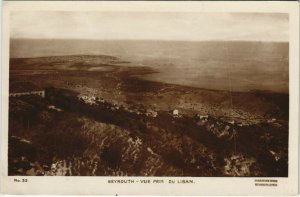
left=7, top=10, right=290, bottom=177
left=1, top=1, right=299, bottom=196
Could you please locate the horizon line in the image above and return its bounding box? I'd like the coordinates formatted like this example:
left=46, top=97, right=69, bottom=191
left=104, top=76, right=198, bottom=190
left=10, top=38, right=289, bottom=43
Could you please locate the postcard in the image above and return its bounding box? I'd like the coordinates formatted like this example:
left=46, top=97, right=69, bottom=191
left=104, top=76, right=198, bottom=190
left=1, top=1, right=299, bottom=195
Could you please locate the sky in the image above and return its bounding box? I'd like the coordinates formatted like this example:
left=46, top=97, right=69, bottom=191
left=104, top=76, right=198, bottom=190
left=10, top=12, right=289, bottom=42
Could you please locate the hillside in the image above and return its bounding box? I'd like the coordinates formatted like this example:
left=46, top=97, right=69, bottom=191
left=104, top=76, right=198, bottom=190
left=8, top=50, right=289, bottom=177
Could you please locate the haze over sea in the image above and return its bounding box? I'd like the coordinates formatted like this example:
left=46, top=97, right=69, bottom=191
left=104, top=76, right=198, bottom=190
left=10, top=39, right=289, bottom=93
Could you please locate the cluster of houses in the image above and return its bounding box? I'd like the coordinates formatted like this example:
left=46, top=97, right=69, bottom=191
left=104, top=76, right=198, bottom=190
left=78, top=95, right=99, bottom=105
left=77, top=94, right=160, bottom=118
left=194, top=114, right=236, bottom=138
left=77, top=94, right=225, bottom=123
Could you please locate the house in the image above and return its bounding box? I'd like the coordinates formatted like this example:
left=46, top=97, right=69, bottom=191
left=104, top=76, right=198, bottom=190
left=48, top=105, right=63, bottom=112
left=195, top=114, right=209, bottom=120
left=173, top=109, right=179, bottom=116
left=228, top=120, right=235, bottom=125
left=146, top=109, right=158, bottom=117
left=9, top=82, right=45, bottom=98
left=78, top=94, right=97, bottom=105
left=267, top=118, right=277, bottom=123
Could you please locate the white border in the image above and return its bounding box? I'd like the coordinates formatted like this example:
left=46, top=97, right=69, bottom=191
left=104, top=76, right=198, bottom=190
left=1, top=1, right=299, bottom=195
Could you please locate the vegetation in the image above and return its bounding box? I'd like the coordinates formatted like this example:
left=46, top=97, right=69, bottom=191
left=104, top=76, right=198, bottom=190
left=8, top=54, right=289, bottom=176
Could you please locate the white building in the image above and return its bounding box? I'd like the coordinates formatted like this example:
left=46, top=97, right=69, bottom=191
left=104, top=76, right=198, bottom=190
left=173, top=109, right=179, bottom=116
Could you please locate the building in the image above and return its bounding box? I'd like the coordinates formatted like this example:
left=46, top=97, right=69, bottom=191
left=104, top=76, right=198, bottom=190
left=173, top=109, right=179, bottom=116
left=9, top=82, right=45, bottom=98
left=146, top=109, right=158, bottom=117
